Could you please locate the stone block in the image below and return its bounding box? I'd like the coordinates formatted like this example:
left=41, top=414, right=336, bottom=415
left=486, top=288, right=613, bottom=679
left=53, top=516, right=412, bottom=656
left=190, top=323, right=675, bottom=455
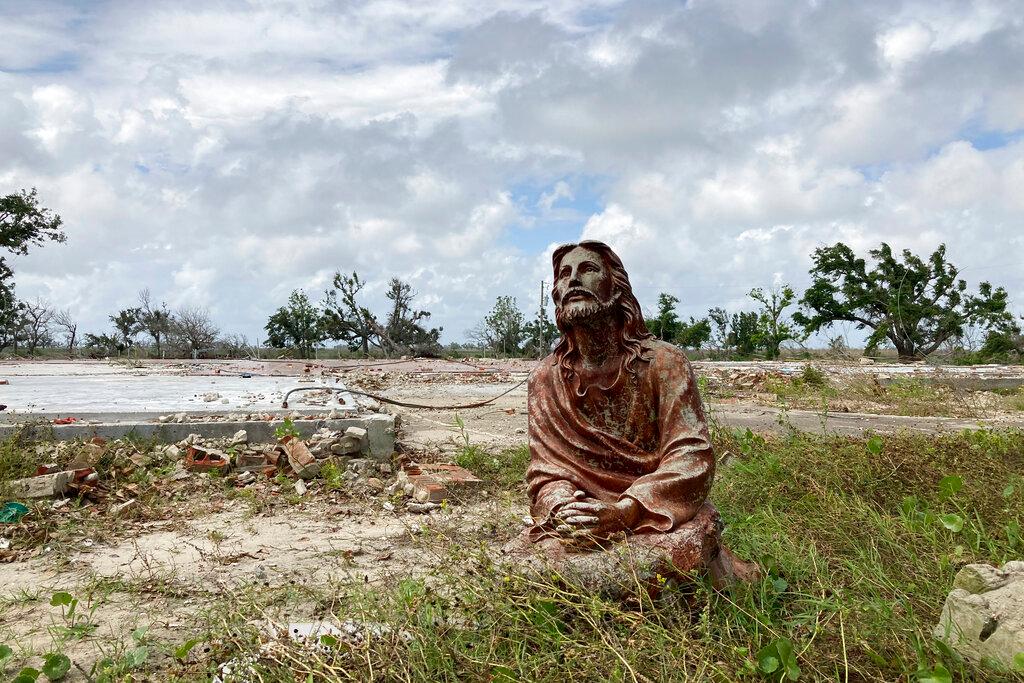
left=934, top=561, right=1024, bottom=669
left=9, top=471, right=75, bottom=499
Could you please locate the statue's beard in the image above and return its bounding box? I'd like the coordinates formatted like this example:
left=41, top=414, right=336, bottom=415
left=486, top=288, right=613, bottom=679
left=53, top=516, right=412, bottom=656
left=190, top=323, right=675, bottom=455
left=555, top=292, right=620, bottom=330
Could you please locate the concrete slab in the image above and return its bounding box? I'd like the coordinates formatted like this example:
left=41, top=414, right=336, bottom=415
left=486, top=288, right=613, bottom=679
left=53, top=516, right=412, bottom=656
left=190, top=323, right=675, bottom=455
left=0, top=414, right=396, bottom=457
left=0, top=373, right=355, bottom=416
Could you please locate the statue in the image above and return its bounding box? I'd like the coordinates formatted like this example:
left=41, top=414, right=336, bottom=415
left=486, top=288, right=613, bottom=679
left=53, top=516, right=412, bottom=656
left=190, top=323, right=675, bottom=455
left=509, top=241, right=756, bottom=590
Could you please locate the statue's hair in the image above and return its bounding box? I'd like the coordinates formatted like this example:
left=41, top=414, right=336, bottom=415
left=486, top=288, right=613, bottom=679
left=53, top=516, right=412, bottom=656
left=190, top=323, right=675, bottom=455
left=551, top=240, right=654, bottom=380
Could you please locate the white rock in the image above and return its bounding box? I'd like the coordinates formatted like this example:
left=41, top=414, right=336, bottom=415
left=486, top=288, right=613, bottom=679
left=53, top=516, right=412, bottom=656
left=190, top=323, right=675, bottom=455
left=934, top=561, right=1024, bottom=668
left=294, top=480, right=308, bottom=496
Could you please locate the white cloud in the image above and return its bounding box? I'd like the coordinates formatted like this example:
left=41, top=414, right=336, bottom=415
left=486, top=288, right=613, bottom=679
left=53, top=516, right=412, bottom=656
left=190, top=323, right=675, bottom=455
left=0, top=0, right=1022, bottom=345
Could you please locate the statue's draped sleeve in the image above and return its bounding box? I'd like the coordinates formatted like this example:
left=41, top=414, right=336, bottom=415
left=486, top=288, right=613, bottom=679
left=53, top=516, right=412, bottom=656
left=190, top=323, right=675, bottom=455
left=526, top=343, right=714, bottom=535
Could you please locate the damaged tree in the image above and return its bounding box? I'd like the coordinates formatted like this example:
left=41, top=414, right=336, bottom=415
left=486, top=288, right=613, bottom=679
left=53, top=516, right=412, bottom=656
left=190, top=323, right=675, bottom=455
left=322, top=271, right=380, bottom=356
left=379, top=278, right=442, bottom=357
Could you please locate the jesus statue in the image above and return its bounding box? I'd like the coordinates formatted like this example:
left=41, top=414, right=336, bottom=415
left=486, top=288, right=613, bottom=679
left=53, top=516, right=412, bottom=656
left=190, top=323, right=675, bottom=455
left=515, top=240, right=755, bottom=588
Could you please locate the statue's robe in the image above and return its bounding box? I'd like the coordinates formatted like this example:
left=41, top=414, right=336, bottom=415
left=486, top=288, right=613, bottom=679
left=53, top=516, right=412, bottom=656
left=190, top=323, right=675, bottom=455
left=527, top=339, right=715, bottom=538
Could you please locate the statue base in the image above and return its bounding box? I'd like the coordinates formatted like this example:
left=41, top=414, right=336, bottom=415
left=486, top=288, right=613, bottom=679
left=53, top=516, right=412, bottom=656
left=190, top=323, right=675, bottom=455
left=502, top=502, right=759, bottom=597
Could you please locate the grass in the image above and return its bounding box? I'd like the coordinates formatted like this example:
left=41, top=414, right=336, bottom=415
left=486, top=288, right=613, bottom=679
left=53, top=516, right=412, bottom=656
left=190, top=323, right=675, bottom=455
left=2, top=430, right=1023, bottom=681
left=180, top=429, right=1022, bottom=681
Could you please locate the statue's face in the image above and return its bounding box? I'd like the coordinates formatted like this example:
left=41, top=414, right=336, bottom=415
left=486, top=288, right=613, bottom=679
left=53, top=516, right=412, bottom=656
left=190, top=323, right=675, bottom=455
left=553, top=246, right=614, bottom=319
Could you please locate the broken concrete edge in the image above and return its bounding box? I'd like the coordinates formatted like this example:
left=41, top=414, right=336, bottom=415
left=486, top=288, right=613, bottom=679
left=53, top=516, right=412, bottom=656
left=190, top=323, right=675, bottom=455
left=0, top=414, right=396, bottom=460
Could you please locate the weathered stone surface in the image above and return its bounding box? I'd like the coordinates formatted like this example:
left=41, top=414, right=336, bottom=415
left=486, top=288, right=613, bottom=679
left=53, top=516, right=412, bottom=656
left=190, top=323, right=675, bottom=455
left=9, top=471, right=74, bottom=499
left=934, top=561, right=1024, bottom=669
left=512, top=240, right=757, bottom=591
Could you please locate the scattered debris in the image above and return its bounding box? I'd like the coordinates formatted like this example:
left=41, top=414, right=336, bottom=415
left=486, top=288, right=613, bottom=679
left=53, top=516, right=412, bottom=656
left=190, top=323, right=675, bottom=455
left=110, top=498, right=137, bottom=516
left=397, top=463, right=483, bottom=503
left=0, top=502, right=29, bottom=524
left=282, top=436, right=320, bottom=479
left=184, top=445, right=231, bottom=473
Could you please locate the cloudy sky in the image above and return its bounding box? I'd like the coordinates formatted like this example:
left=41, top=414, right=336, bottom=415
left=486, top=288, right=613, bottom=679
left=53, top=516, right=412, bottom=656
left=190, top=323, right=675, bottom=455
left=2, top=0, right=1022, bottom=346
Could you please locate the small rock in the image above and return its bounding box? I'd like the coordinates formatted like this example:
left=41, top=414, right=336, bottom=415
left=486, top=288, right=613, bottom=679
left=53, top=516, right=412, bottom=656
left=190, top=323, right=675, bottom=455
left=407, top=502, right=439, bottom=514
left=382, top=501, right=395, bottom=512
left=294, top=480, right=308, bottom=496
left=230, top=430, right=248, bottom=446
left=203, top=392, right=221, bottom=402
left=237, top=471, right=256, bottom=486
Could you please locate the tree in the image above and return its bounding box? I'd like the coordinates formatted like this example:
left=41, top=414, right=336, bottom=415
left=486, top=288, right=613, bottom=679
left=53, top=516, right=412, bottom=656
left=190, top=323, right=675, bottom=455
left=646, top=293, right=681, bottom=341
left=0, top=281, right=23, bottom=354
left=523, top=281, right=558, bottom=358
left=322, top=272, right=380, bottom=355
left=110, top=308, right=143, bottom=352
left=749, top=285, right=802, bottom=360
left=265, top=290, right=325, bottom=359
left=83, top=333, right=125, bottom=357
left=380, top=278, right=442, bottom=356
left=795, top=242, right=1013, bottom=361
left=0, top=188, right=66, bottom=255
left=22, top=298, right=54, bottom=355
left=728, top=311, right=760, bottom=357
left=169, top=305, right=219, bottom=358
left=0, top=188, right=66, bottom=353
left=53, top=309, right=78, bottom=354
left=138, top=289, right=173, bottom=357
left=473, top=296, right=527, bottom=356
left=676, top=317, right=712, bottom=350
left=708, top=307, right=731, bottom=351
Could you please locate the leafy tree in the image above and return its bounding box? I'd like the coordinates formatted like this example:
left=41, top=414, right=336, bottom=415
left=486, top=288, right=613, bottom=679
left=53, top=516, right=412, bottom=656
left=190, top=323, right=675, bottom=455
left=676, top=317, right=712, bottom=350
left=83, top=332, right=125, bottom=357
left=0, top=283, right=22, bottom=354
left=706, top=307, right=758, bottom=357
left=646, top=293, right=681, bottom=341
left=110, top=308, right=143, bottom=352
left=473, top=296, right=527, bottom=356
left=322, top=271, right=380, bottom=355
left=795, top=242, right=1013, bottom=360
left=749, top=285, right=802, bottom=360
left=265, top=290, right=325, bottom=359
left=380, top=278, right=442, bottom=356
left=0, top=188, right=65, bottom=354
left=728, top=311, right=760, bottom=357
left=138, top=289, right=173, bottom=357
left=0, top=188, right=65, bottom=254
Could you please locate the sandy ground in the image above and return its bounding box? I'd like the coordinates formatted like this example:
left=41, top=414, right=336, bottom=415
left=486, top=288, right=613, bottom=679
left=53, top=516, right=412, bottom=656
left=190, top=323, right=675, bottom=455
left=2, top=356, right=1024, bottom=678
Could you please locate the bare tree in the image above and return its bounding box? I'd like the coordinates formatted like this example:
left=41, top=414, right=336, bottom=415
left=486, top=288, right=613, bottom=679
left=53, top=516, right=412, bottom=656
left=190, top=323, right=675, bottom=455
left=53, top=308, right=78, bottom=354
left=169, top=305, right=219, bottom=358
left=22, top=297, right=54, bottom=355
left=138, top=289, right=173, bottom=357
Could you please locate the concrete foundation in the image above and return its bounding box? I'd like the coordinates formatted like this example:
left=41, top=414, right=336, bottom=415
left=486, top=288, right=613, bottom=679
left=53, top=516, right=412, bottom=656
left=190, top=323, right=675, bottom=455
left=0, top=413, right=396, bottom=457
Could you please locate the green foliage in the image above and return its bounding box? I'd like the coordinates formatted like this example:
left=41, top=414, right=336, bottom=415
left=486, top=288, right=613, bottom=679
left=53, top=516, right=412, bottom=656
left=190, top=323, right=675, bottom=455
left=1, top=188, right=66, bottom=353
left=757, top=638, right=800, bottom=680
left=749, top=285, right=802, bottom=360
left=265, top=290, right=326, bottom=359
left=41, top=653, right=71, bottom=681
left=273, top=418, right=301, bottom=440
left=795, top=242, right=1013, bottom=360
left=322, top=271, right=380, bottom=355
left=474, top=295, right=527, bottom=356
left=647, top=293, right=681, bottom=341
left=380, top=277, right=442, bottom=356
left=109, top=307, right=143, bottom=350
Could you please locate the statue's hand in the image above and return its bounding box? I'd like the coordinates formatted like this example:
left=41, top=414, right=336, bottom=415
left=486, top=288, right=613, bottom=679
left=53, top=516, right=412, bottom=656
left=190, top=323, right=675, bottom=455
left=555, top=497, right=639, bottom=536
